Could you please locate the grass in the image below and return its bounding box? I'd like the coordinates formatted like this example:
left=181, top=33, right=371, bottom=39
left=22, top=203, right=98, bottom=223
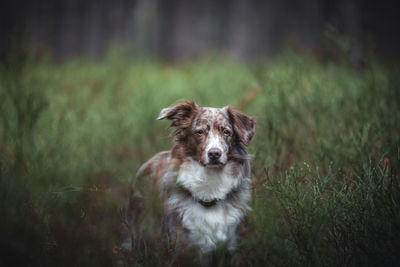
left=0, top=48, right=399, bottom=266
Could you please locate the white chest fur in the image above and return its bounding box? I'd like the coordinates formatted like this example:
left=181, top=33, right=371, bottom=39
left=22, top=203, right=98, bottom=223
left=173, top=160, right=244, bottom=253
left=179, top=201, right=242, bottom=253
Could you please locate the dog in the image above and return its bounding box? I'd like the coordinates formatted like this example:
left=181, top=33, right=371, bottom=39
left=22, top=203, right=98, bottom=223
left=135, top=101, right=257, bottom=261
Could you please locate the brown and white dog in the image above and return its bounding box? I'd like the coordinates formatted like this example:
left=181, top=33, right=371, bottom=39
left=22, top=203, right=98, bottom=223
left=136, top=101, right=257, bottom=257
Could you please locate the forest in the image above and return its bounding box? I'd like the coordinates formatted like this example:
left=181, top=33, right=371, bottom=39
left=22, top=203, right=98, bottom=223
left=1, top=0, right=399, bottom=266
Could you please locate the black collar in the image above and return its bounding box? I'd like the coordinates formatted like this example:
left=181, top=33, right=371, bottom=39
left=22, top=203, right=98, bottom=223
left=177, top=184, right=221, bottom=208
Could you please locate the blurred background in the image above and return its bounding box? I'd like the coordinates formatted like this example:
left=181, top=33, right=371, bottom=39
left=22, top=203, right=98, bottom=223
left=1, top=1, right=399, bottom=266
left=1, top=0, right=399, bottom=61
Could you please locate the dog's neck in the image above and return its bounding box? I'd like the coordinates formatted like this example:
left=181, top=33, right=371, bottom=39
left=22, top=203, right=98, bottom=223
left=176, top=159, right=241, bottom=204
left=177, top=184, right=221, bottom=207
left=178, top=185, right=221, bottom=208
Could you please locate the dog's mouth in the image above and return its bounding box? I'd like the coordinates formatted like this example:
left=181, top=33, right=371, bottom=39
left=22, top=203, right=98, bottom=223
left=206, top=164, right=223, bottom=168
left=199, top=156, right=227, bottom=168
left=204, top=161, right=226, bottom=168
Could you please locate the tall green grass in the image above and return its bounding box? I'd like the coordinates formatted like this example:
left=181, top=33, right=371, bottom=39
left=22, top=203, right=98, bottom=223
left=0, top=49, right=399, bottom=266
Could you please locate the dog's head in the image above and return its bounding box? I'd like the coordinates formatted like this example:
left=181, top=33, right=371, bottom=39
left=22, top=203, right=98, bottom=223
left=157, top=101, right=257, bottom=167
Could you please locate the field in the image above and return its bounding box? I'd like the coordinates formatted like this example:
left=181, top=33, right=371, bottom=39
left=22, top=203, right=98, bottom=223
left=0, top=49, right=399, bottom=266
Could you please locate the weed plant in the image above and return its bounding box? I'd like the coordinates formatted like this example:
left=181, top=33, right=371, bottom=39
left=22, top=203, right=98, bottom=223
left=0, top=48, right=399, bottom=266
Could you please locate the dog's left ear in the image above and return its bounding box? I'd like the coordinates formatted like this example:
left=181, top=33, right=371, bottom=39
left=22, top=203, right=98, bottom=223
left=227, top=107, right=257, bottom=146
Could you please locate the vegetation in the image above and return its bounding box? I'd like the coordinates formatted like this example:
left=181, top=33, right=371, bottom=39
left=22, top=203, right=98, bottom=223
left=0, top=48, right=399, bottom=266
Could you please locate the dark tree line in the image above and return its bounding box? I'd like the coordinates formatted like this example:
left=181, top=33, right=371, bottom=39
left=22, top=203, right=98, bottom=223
left=1, top=0, right=399, bottom=60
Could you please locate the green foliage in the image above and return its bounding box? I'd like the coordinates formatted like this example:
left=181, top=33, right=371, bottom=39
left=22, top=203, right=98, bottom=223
left=0, top=50, right=399, bottom=266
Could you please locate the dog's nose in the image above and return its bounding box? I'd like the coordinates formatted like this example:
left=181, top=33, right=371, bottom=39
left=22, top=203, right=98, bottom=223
left=208, top=148, right=222, bottom=161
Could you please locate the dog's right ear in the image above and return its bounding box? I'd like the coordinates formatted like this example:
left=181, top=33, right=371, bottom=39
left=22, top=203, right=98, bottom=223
left=157, top=101, right=199, bottom=128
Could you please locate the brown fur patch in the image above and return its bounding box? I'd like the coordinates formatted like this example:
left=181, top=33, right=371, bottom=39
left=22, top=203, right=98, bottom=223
left=153, top=154, right=171, bottom=188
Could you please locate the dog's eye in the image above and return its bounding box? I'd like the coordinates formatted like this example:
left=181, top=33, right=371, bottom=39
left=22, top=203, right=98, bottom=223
left=195, top=130, right=205, bottom=135
left=223, top=129, right=232, bottom=136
